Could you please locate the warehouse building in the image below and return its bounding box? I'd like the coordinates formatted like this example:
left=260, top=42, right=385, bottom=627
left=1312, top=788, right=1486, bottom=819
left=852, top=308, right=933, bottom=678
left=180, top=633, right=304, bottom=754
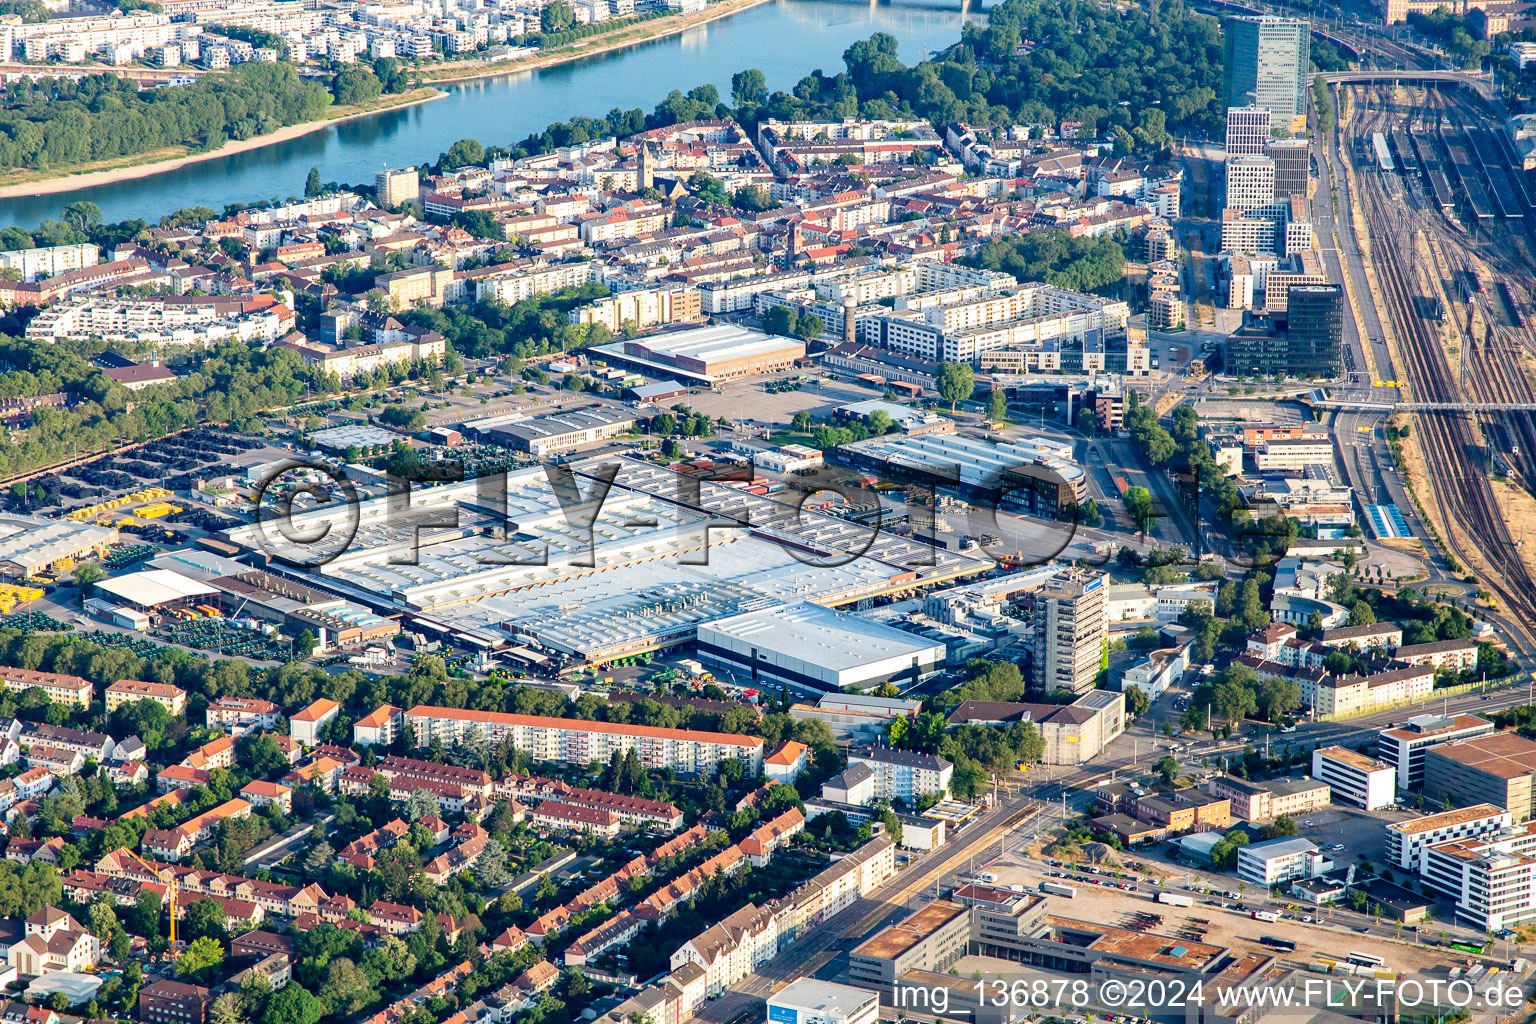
left=834, top=432, right=1085, bottom=519
left=0, top=515, right=118, bottom=579
left=94, top=569, right=221, bottom=621
left=592, top=323, right=805, bottom=383
left=226, top=460, right=984, bottom=665
left=696, top=602, right=946, bottom=696
left=472, top=406, right=637, bottom=458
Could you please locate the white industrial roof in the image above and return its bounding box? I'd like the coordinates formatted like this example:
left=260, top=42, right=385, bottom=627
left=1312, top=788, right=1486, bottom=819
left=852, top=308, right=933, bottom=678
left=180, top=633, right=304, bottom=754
left=96, top=568, right=219, bottom=607
left=312, top=424, right=402, bottom=449
left=700, top=601, right=945, bottom=671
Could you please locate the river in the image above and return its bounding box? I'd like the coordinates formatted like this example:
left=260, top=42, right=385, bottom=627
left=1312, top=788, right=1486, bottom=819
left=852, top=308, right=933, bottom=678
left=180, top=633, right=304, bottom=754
left=0, top=0, right=984, bottom=228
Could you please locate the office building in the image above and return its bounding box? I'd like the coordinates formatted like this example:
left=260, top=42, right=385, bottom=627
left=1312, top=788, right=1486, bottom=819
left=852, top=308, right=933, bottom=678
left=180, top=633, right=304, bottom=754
left=1226, top=106, right=1272, bottom=155
left=1226, top=155, right=1277, bottom=214
left=403, top=706, right=764, bottom=777
left=1378, top=714, right=1496, bottom=791
left=1224, top=17, right=1311, bottom=130
left=1236, top=836, right=1331, bottom=885
left=1385, top=803, right=1512, bottom=871
left=1029, top=571, right=1108, bottom=697
left=1311, top=747, right=1396, bottom=810
left=1267, top=138, right=1311, bottom=198
left=1207, top=775, right=1331, bottom=822
left=766, top=980, right=879, bottom=1024
left=1422, top=839, right=1536, bottom=933
left=376, top=167, right=420, bottom=208
left=1425, top=733, right=1536, bottom=822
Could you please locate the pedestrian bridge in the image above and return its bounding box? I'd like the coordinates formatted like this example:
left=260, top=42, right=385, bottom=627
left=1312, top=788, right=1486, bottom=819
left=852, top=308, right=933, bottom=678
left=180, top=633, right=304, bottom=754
left=1318, top=69, right=1486, bottom=86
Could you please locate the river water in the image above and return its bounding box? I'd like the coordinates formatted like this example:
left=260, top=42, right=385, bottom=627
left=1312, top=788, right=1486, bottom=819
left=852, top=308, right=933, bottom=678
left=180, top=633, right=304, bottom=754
left=0, top=0, right=983, bottom=228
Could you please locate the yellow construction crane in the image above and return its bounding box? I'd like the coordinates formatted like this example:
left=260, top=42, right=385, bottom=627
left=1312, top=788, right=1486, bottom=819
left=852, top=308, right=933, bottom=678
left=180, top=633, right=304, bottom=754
left=125, top=849, right=178, bottom=955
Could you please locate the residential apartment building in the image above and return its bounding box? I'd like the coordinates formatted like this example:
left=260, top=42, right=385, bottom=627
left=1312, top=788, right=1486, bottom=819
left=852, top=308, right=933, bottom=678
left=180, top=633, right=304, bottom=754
left=1394, top=639, right=1481, bottom=672
left=206, top=697, right=281, bottom=733
left=1029, top=571, right=1108, bottom=697
left=1319, top=622, right=1404, bottom=651
left=139, top=980, right=211, bottom=1024
left=403, top=707, right=764, bottom=777
left=0, top=667, right=93, bottom=707
left=1311, top=747, right=1396, bottom=810
left=105, top=679, right=188, bottom=717
left=1313, top=664, right=1434, bottom=719
left=353, top=705, right=404, bottom=747
left=1378, top=714, right=1496, bottom=791
left=845, top=745, right=954, bottom=801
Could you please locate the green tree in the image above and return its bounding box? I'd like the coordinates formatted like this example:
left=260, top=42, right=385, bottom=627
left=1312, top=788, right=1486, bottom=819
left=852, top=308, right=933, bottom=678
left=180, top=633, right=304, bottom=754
left=541, top=1, right=573, bottom=31
left=261, top=985, right=325, bottom=1024
left=935, top=361, right=975, bottom=411
left=305, top=167, right=323, bottom=198
left=732, top=68, right=768, bottom=106
left=176, top=936, right=225, bottom=984
left=1154, top=754, right=1179, bottom=784
left=986, top=388, right=1008, bottom=422
left=62, top=201, right=102, bottom=232
left=73, top=563, right=106, bottom=597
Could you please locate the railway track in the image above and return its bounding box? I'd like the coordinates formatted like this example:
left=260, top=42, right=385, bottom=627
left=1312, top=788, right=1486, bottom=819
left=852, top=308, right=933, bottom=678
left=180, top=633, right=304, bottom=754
left=1353, top=114, right=1536, bottom=639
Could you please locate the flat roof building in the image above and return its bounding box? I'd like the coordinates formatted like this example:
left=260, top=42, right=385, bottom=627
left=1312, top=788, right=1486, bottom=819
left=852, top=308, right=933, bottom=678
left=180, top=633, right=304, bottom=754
left=1311, top=746, right=1395, bottom=810
left=1378, top=714, right=1496, bottom=791
left=696, top=602, right=946, bottom=696
left=766, top=980, right=879, bottom=1024
left=1425, top=733, right=1536, bottom=822
left=592, top=323, right=804, bottom=383
left=1236, top=836, right=1329, bottom=885
left=1385, top=803, right=1512, bottom=872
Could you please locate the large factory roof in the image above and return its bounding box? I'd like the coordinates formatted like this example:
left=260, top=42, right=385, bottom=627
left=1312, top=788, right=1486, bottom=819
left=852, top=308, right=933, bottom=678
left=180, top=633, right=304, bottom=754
left=700, top=601, right=944, bottom=670
left=95, top=569, right=219, bottom=608
left=0, top=514, right=115, bottom=573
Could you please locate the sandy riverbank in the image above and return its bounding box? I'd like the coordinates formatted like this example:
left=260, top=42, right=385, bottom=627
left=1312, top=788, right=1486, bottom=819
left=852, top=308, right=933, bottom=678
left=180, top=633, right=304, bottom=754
left=0, top=0, right=773, bottom=205
left=0, top=87, right=446, bottom=202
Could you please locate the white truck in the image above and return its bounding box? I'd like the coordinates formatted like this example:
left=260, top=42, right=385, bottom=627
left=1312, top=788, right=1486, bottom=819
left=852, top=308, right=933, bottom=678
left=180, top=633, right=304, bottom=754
left=1157, top=892, right=1194, bottom=907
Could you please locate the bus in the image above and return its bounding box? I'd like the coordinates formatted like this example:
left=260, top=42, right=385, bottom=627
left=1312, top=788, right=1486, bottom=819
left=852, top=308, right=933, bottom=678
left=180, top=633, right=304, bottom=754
left=1348, top=953, right=1385, bottom=969
left=1450, top=942, right=1484, bottom=955
left=1262, top=936, right=1298, bottom=952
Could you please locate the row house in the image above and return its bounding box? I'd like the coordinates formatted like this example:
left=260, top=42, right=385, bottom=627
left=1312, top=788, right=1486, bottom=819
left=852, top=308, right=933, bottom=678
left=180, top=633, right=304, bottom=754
left=25, top=745, right=85, bottom=777
left=739, top=808, right=805, bottom=868
left=337, top=819, right=409, bottom=870
left=529, top=801, right=621, bottom=839
left=21, top=723, right=115, bottom=762
left=97, top=849, right=329, bottom=917
left=496, top=775, right=684, bottom=830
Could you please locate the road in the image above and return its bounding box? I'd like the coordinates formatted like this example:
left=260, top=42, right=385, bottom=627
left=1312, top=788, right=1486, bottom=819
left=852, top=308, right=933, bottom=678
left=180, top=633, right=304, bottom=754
left=694, top=797, right=1042, bottom=1023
